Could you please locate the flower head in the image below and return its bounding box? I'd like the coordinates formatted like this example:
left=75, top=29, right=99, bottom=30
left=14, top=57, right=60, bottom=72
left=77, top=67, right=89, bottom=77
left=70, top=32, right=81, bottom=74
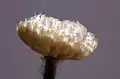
left=17, top=14, right=98, bottom=60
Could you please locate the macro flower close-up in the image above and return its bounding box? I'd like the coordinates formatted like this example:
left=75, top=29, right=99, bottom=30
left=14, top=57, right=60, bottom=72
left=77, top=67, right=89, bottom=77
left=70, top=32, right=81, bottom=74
left=17, top=14, right=98, bottom=79
left=1, top=0, right=119, bottom=79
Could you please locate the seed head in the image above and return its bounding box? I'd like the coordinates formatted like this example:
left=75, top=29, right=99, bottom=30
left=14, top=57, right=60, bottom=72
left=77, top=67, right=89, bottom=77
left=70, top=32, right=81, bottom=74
left=17, top=14, right=98, bottom=60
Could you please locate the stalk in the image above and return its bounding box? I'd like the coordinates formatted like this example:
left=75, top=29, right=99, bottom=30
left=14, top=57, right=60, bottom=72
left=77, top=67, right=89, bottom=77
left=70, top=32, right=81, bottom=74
left=43, top=56, right=57, bottom=79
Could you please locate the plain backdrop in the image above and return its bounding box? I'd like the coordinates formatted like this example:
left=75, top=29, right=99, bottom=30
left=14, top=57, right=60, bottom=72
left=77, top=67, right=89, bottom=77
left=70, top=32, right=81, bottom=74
left=0, top=0, right=120, bottom=79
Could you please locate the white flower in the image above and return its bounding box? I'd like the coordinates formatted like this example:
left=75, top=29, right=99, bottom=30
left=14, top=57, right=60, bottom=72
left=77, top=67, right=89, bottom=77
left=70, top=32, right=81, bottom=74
left=17, top=13, right=98, bottom=60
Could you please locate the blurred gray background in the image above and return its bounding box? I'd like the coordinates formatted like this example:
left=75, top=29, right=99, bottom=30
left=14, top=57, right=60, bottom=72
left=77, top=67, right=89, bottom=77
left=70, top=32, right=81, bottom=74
left=0, top=0, right=120, bottom=79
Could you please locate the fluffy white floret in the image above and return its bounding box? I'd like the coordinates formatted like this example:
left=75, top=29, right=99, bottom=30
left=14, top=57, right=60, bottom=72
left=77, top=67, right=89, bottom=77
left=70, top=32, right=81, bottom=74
left=17, top=14, right=98, bottom=59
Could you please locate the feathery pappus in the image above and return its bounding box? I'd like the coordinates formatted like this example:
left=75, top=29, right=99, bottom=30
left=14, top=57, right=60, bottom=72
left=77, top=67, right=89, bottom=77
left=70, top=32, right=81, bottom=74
left=17, top=14, right=98, bottom=60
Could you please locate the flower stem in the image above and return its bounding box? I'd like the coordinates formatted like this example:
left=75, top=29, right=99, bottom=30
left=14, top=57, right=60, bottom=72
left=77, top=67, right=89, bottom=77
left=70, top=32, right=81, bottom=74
left=43, top=56, right=57, bottom=79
